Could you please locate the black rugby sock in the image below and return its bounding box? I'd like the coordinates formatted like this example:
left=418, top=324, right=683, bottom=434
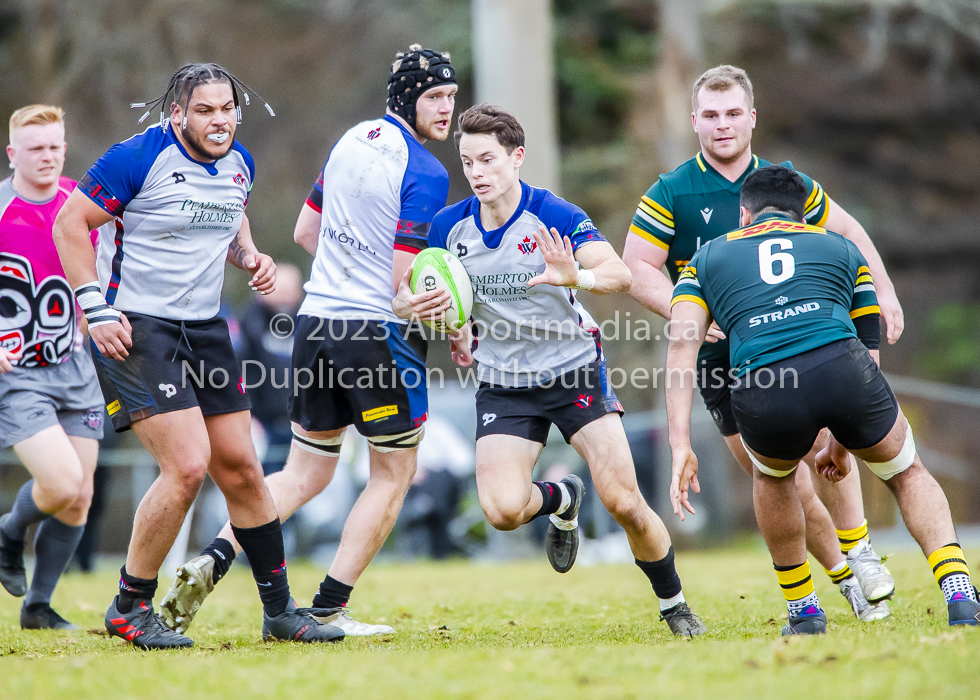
left=635, top=546, right=684, bottom=601
left=312, top=575, right=354, bottom=609
left=26, top=516, right=84, bottom=607
left=118, top=566, right=158, bottom=613
left=201, top=537, right=237, bottom=584
left=3, top=480, right=49, bottom=541
left=531, top=482, right=564, bottom=520
left=231, top=518, right=290, bottom=617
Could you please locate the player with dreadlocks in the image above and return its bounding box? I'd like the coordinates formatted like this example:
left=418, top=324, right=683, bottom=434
left=53, top=63, right=344, bottom=648
left=159, top=45, right=457, bottom=638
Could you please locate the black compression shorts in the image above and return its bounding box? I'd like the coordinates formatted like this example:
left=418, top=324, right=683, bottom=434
left=730, top=338, right=898, bottom=461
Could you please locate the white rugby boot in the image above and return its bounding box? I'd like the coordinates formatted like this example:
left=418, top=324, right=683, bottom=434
left=846, top=541, right=896, bottom=603
left=840, top=576, right=890, bottom=621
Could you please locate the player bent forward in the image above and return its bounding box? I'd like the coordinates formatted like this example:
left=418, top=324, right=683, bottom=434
left=394, top=104, right=706, bottom=637
left=666, top=165, right=978, bottom=635
left=624, top=65, right=895, bottom=619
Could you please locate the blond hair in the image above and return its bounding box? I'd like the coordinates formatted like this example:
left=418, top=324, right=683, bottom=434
left=9, top=104, right=65, bottom=144
left=692, top=66, right=754, bottom=112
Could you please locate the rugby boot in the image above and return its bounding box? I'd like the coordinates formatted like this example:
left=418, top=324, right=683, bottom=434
left=105, top=596, right=193, bottom=649
left=947, top=588, right=980, bottom=626
left=303, top=607, right=394, bottom=636
left=839, top=576, right=890, bottom=622
left=21, top=602, right=78, bottom=630
left=160, top=554, right=216, bottom=633
left=546, top=474, right=584, bottom=574
left=846, top=540, right=895, bottom=603
left=781, top=605, right=827, bottom=636
left=262, top=598, right=345, bottom=643
left=0, top=515, right=27, bottom=597
left=660, top=602, right=707, bottom=637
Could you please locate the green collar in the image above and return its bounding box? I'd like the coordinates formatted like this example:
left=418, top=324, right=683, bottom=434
left=695, top=152, right=760, bottom=193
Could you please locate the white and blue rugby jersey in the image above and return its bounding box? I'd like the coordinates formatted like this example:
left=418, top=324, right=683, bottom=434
left=429, top=182, right=607, bottom=387
left=79, top=124, right=255, bottom=321
left=299, top=115, right=450, bottom=322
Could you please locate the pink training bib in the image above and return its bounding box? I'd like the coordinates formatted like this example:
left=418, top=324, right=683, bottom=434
left=0, top=176, right=99, bottom=367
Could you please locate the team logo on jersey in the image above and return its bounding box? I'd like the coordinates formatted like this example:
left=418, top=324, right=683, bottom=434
left=171, top=172, right=186, bottom=184
left=233, top=173, right=247, bottom=186
left=700, top=208, right=713, bottom=223
left=456, top=243, right=468, bottom=258
left=574, top=394, right=593, bottom=409
left=482, top=413, right=496, bottom=426
left=775, top=296, right=788, bottom=306
left=367, top=127, right=382, bottom=140
left=517, top=236, right=537, bottom=255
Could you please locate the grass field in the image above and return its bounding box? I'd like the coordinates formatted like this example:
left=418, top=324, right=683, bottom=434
left=1, top=543, right=978, bottom=699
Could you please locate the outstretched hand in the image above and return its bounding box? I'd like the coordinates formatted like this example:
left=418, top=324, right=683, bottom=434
left=669, top=443, right=701, bottom=521
left=528, top=224, right=579, bottom=288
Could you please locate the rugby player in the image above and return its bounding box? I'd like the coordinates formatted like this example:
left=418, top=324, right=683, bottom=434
left=624, top=65, right=895, bottom=619
left=666, top=165, right=979, bottom=634
left=394, top=104, right=707, bottom=637
left=53, top=64, right=343, bottom=648
left=159, top=46, right=457, bottom=637
left=0, top=105, right=104, bottom=630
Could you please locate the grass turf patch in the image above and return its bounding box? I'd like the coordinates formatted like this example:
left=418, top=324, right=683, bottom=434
left=1, top=545, right=978, bottom=699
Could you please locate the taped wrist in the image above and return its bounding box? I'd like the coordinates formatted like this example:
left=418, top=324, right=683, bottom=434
left=573, top=269, right=595, bottom=291
left=73, top=283, right=121, bottom=328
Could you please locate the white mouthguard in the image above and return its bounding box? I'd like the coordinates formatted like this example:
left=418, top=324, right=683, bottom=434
left=207, top=133, right=230, bottom=144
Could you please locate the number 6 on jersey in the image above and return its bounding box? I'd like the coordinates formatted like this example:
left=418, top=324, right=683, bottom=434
left=758, top=238, right=795, bottom=284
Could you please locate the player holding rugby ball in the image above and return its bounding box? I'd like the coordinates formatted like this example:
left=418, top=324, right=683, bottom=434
left=393, top=104, right=707, bottom=637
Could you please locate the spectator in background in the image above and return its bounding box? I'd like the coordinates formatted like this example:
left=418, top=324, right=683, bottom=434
left=237, top=263, right=304, bottom=475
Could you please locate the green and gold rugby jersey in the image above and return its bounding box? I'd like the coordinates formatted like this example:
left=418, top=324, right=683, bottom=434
left=629, top=153, right=830, bottom=363
left=670, top=214, right=879, bottom=378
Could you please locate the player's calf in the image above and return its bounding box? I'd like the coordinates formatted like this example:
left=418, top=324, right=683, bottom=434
left=847, top=417, right=976, bottom=624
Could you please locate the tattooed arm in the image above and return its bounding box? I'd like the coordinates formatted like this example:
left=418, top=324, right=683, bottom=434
left=227, top=214, right=277, bottom=294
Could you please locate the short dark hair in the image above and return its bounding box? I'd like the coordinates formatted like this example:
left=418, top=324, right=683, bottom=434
left=740, top=165, right=808, bottom=221
left=454, top=103, right=525, bottom=153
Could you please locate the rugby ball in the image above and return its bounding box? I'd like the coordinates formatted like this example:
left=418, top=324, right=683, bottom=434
left=410, top=247, right=473, bottom=332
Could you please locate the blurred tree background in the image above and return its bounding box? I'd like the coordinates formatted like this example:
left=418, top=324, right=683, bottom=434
left=2, top=0, right=980, bottom=407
